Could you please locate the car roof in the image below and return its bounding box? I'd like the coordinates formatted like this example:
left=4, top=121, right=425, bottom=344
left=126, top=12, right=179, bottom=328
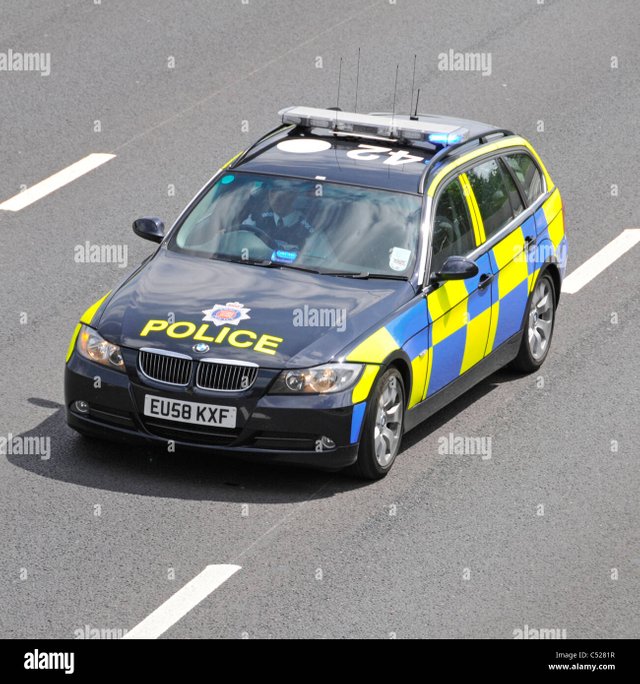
left=231, top=111, right=511, bottom=194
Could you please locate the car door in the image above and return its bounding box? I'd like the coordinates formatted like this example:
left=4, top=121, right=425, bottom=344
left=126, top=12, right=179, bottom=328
left=465, top=157, right=534, bottom=354
left=423, top=174, right=494, bottom=398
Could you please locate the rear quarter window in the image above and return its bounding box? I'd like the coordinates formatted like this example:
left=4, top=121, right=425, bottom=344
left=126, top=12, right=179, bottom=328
left=466, top=158, right=523, bottom=239
left=504, top=152, right=544, bottom=205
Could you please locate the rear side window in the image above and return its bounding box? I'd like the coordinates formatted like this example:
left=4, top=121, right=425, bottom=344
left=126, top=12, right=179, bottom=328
left=467, top=158, right=524, bottom=239
left=504, top=152, right=544, bottom=205
left=431, top=177, right=475, bottom=273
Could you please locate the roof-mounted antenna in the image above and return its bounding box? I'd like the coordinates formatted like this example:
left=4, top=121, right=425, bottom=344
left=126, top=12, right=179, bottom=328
left=413, top=87, right=421, bottom=118
left=334, top=56, right=343, bottom=130
left=354, top=47, right=361, bottom=113
left=409, top=54, right=418, bottom=120
left=391, top=64, right=399, bottom=135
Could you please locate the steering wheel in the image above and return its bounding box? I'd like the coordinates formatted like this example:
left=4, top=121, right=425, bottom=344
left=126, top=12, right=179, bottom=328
left=220, top=224, right=278, bottom=250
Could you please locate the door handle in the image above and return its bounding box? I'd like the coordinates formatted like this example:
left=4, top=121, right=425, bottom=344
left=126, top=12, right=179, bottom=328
left=478, top=273, right=493, bottom=290
left=524, top=235, right=536, bottom=251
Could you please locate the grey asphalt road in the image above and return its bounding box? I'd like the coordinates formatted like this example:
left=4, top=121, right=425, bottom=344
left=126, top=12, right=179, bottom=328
left=1, top=0, right=638, bottom=639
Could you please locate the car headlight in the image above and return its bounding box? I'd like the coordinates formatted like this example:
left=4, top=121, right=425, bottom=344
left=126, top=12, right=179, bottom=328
left=76, top=325, right=125, bottom=371
left=269, top=363, right=363, bottom=394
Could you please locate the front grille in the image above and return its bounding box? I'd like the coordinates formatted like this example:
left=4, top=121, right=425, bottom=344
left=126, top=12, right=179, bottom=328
left=139, top=350, right=192, bottom=385
left=196, top=360, right=258, bottom=391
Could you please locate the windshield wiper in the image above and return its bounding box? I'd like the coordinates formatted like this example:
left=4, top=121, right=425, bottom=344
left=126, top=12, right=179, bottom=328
left=210, top=254, right=324, bottom=274
left=270, top=262, right=326, bottom=275
left=276, top=264, right=379, bottom=277
left=362, top=273, right=409, bottom=280
left=209, top=255, right=408, bottom=280
left=333, top=272, right=409, bottom=280
left=265, top=262, right=406, bottom=278
left=210, top=254, right=272, bottom=266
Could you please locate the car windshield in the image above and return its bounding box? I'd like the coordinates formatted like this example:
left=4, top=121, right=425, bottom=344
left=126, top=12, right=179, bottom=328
left=168, top=171, right=422, bottom=277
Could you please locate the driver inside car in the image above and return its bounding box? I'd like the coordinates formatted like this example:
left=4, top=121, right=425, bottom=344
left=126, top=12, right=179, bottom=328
left=242, top=180, right=315, bottom=250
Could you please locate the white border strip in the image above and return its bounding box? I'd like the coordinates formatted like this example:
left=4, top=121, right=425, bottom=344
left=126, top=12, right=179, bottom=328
left=562, top=229, right=640, bottom=294
left=123, top=564, right=241, bottom=639
left=0, top=153, right=116, bottom=211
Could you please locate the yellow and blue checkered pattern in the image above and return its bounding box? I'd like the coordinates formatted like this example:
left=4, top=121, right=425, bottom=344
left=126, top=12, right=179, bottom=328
left=345, top=150, right=566, bottom=424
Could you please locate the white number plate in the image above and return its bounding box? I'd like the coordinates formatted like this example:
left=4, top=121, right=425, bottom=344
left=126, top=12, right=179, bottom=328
left=144, top=395, right=237, bottom=428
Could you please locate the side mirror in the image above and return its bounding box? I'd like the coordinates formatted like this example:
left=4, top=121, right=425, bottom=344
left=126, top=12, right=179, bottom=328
left=431, top=256, right=478, bottom=282
left=133, top=217, right=165, bottom=243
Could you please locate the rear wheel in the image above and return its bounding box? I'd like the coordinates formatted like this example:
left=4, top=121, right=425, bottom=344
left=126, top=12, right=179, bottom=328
left=511, top=273, right=556, bottom=372
left=350, top=368, right=405, bottom=480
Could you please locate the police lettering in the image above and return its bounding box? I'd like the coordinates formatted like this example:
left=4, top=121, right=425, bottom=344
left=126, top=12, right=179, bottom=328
left=139, top=319, right=283, bottom=356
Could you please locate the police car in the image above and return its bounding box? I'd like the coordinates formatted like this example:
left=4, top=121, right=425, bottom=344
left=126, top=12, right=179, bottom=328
left=65, top=106, right=567, bottom=479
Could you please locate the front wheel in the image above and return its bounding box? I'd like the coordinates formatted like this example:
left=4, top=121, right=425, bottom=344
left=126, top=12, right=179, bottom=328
left=511, top=273, right=556, bottom=372
left=350, top=368, right=405, bottom=480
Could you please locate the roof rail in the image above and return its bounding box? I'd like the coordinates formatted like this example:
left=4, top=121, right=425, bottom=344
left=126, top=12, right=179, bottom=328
left=419, top=128, right=514, bottom=193
left=228, top=123, right=294, bottom=168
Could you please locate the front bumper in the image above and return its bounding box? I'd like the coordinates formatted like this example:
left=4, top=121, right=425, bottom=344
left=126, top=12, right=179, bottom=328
left=65, top=350, right=362, bottom=470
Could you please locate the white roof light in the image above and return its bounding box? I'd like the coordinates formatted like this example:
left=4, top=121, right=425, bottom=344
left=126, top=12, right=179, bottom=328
left=278, top=106, right=468, bottom=145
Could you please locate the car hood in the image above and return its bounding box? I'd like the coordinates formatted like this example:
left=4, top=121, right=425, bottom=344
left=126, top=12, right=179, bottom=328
left=96, top=249, right=415, bottom=368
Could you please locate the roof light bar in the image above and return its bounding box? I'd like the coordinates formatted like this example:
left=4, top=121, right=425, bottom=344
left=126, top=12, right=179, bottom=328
left=427, top=131, right=466, bottom=145
left=278, top=106, right=468, bottom=145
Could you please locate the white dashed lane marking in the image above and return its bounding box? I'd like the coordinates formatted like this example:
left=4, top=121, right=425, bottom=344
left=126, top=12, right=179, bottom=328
left=0, top=153, right=115, bottom=211
left=562, top=229, right=640, bottom=294
left=123, top=564, right=241, bottom=639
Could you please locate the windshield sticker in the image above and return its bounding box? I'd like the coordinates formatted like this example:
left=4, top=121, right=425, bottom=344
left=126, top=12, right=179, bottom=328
left=389, top=247, right=412, bottom=271
left=139, top=319, right=283, bottom=356
left=202, top=302, right=251, bottom=327
left=271, top=249, right=298, bottom=264
left=220, top=174, right=235, bottom=184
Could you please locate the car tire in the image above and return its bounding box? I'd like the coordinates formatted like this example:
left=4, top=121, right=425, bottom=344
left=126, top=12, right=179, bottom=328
left=350, top=367, right=405, bottom=480
left=511, top=272, right=556, bottom=373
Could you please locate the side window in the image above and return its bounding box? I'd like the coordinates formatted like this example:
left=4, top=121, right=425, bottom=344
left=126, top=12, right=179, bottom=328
left=502, top=159, right=525, bottom=217
left=504, top=152, right=544, bottom=205
left=431, top=177, right=475, bottom=274
left=467, top=158, right=524, bottom=239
